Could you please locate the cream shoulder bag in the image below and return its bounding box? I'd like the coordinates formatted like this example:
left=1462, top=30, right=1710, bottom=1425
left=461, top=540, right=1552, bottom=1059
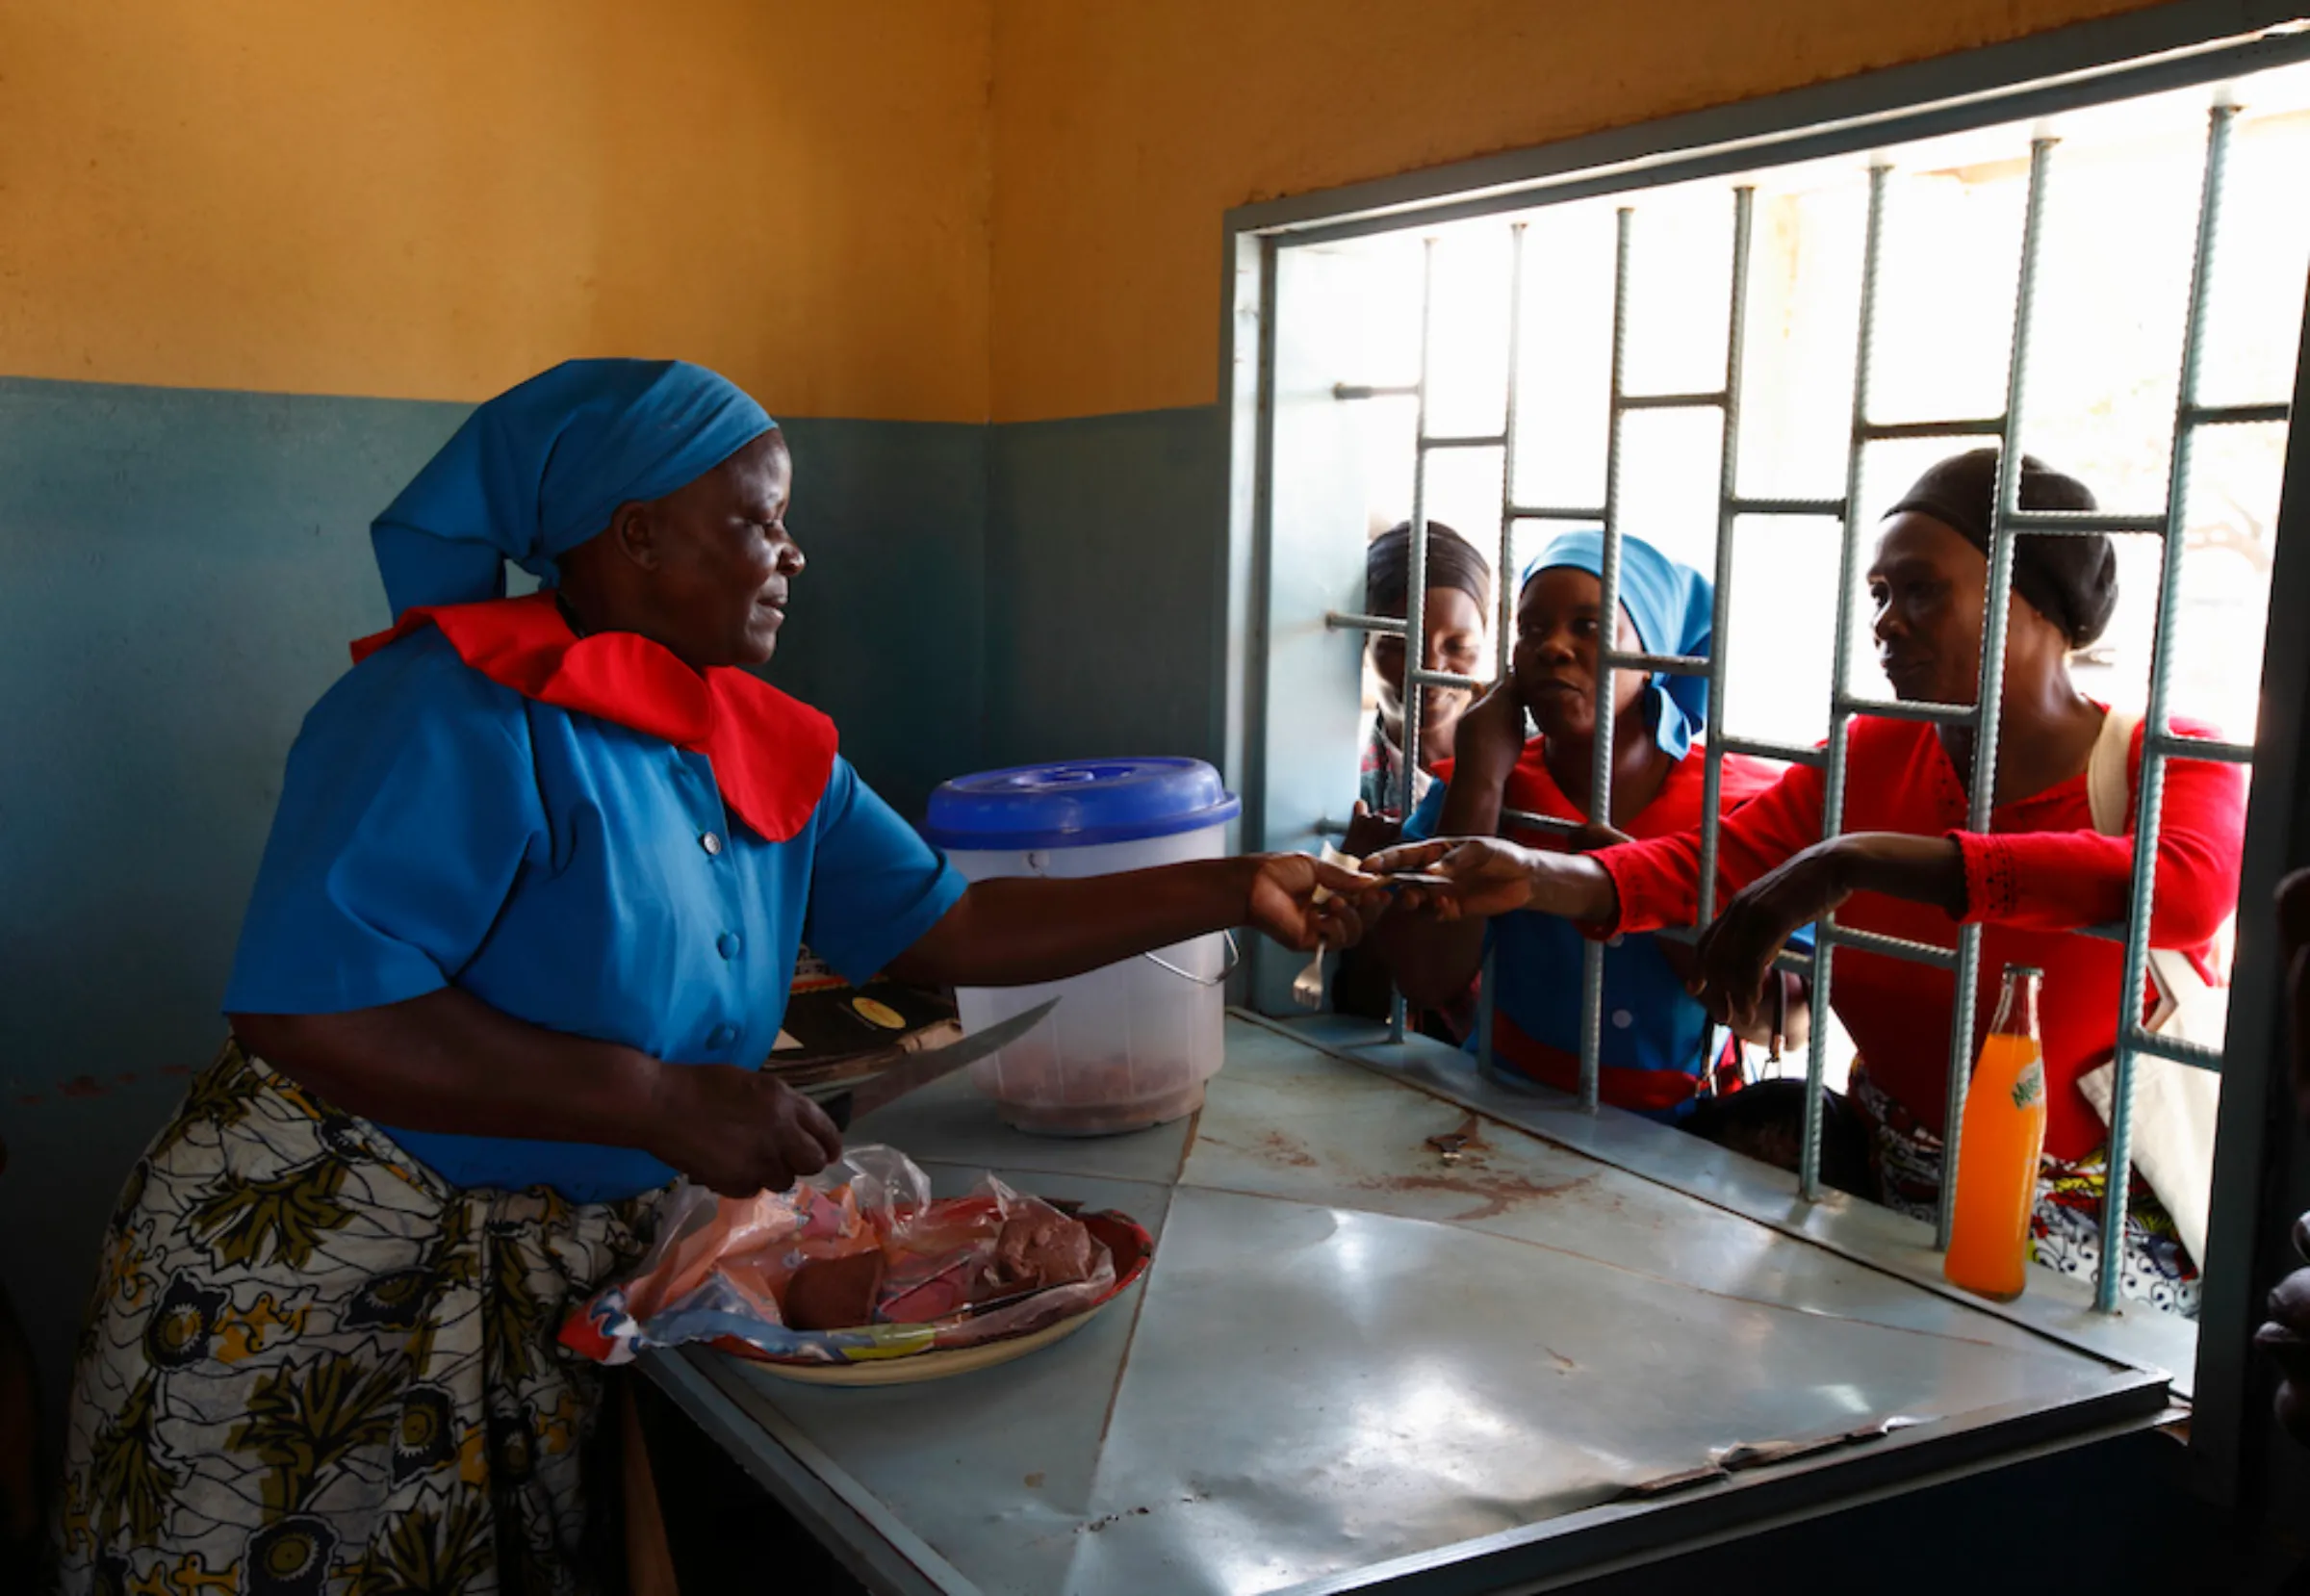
left=2073, top=708, right=2224, bottom=1266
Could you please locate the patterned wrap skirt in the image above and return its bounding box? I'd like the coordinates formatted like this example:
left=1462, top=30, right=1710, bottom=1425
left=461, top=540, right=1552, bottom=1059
left=54, top=1043, right=659, bottom=1596
left=1849, top=1061, right=2199, bottom=1318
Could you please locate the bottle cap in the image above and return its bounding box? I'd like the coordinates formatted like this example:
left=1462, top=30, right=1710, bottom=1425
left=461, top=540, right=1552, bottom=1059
left=2007, top=965, right=2045, bottom=979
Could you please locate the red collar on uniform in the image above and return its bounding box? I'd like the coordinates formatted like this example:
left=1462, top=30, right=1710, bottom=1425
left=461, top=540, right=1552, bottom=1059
left=350, top=591, right=838, bottom=843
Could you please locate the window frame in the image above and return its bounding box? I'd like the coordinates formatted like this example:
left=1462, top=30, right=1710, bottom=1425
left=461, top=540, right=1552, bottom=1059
left=1219, top=0, right=2310, bottom=1513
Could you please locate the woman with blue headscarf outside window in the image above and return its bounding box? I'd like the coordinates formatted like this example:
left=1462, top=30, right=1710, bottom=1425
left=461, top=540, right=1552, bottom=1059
left=55, top=360, right=1372, bottom=1596
left=1374, top=531, right=1807, bottom=1116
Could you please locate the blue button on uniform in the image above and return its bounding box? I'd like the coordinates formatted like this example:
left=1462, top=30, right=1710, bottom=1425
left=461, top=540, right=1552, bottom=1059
left=220, top=626, right=970, bottom=1200
left=716, top=931, right=743, bottom=961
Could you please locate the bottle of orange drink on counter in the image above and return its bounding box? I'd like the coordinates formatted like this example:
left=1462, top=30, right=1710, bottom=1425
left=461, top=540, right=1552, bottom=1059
left=1943, top=965, right=2049, bottom=1300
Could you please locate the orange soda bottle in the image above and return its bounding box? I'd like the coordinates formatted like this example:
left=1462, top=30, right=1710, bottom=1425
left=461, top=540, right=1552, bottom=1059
left=1943, top=965, right=2049, bottom=1300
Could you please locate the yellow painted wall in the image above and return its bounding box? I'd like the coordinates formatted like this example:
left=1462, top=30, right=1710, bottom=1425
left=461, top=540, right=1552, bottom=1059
left=0, top=0, right=993, bottom=422
left=1, top=0, right=2182, bottom=424
left=988, top=0, right=2168, bottom=423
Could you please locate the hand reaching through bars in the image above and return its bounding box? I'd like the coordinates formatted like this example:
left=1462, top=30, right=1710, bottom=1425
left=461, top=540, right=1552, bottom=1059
left=1361, top=837, right=1620, bottom=925
left=1689, top=840, right=1853, bottom=1034
left=1691, top=833, right=1969, bottom=1032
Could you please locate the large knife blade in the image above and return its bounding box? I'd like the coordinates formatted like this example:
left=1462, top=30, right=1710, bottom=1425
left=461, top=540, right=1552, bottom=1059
left=818, top=996, right=1060, bottom=1129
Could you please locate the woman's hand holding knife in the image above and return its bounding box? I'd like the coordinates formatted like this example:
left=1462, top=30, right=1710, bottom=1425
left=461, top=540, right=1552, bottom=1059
left=645, top=1067, right=845, bottom=1198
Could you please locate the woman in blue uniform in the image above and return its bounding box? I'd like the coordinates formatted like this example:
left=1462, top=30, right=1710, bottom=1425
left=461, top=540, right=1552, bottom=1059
left=56, top=360, right=1369, bottom=1596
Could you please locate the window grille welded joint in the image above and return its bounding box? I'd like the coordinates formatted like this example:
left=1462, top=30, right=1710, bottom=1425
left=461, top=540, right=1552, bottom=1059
left=1502, top=808, right=1581, bottom=837
left=1409, top=668, right=1486, bottom=692
left=1823, top=923, right=1964, bottom=970
left=1730, top=496, right=1849, bottom=518
left=1620, top=390, right=1730, bottom=412
left=1716, top=734, right=1828, bottom=768
left=1602, top=649, right=1711, bottom=678
left=2125, top=1026, right=2224, bottom=1070
left=1835, top=694, right=1978, bottom=726
left=2145, top=734, right=2253, bottom=765
left=1511, top=504, right=1611, bottom=523
left=1326, top=611, right=1407, bottom=635
left=2003, top=510, right=2172, bottom=534
left=2182, top=400, right=2290, bottom=426
left=1859, top=416, right=2008, bottom=442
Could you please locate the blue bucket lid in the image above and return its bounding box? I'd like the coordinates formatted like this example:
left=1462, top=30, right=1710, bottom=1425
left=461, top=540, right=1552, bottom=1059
left=923, top=758, right=1242, bottom=851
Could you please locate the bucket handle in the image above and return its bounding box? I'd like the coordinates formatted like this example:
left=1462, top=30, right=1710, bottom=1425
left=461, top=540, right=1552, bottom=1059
left=1142, top=930, right=1240, bottom=988
left=1016, top=850, right=1240, bottom=988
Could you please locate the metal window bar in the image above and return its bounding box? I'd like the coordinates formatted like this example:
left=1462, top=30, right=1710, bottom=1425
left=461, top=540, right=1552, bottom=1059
left=2098, top=101, right=2248, bottom=1311
left=1571, top=211, right=1630, bottom=1110
left=1322, top=99, right=2286, bottom=1311
left=1394, top=240, right=1440, bottom=1045
left=1481, top=223, right=1532, bottom=1091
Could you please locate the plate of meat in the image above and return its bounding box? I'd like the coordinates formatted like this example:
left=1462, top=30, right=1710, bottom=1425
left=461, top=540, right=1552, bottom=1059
left=745, top=1204, right=1152, bottom=1386
left=561, top=1147, right=1153, bottom=1384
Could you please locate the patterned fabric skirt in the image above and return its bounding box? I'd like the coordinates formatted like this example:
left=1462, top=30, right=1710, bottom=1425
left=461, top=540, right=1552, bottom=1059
left=1849, top=1062, right=2199, bottom=1318
left=54, top=1043, right=659, bottom=1596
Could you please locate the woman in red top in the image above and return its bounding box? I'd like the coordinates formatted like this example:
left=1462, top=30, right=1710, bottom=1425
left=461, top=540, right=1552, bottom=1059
left=1373, top=450, right=2247, bottom=1315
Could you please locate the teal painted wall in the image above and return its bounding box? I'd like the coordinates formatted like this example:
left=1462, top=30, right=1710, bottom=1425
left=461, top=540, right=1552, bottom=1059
left=772, top=418, right=988, bottom=815
left=0, top=378, right=989, bottom=1412
left=0, top=381, right=1215, bottom=1429
left=0, top=376, right=468, bottom=1426
left=986, top=407, right=1228, bottom=769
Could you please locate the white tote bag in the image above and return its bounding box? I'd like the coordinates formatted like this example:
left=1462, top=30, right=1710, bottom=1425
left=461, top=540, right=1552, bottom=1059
left=2072, top=708, right=2225, bottom=1266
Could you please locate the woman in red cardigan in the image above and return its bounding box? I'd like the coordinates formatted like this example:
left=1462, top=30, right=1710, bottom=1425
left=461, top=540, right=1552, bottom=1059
left=1374, top=450, right=2247, bottom=1315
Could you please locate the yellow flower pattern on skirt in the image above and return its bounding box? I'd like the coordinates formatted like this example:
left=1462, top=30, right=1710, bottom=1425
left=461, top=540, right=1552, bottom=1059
left=55, top=1043, right=657, bottom=1596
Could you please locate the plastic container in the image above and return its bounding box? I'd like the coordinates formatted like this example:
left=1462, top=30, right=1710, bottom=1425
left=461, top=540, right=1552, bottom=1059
left=923, top=759, right=1243, bottom=1136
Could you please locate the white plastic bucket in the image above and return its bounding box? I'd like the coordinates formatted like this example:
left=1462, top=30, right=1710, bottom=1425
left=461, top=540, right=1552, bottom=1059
left=924, top=759, right=1241, bottom=1136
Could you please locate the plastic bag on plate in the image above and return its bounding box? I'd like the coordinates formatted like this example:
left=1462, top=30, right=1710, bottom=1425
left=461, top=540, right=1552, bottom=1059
left=560, top=1144, right=1115, bottom=1366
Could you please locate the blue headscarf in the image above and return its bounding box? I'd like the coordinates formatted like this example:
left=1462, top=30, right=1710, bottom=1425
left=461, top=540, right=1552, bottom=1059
left=372, top=359, right=777, bottom=618
left=1522, top=530, right=1714, bottom=760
